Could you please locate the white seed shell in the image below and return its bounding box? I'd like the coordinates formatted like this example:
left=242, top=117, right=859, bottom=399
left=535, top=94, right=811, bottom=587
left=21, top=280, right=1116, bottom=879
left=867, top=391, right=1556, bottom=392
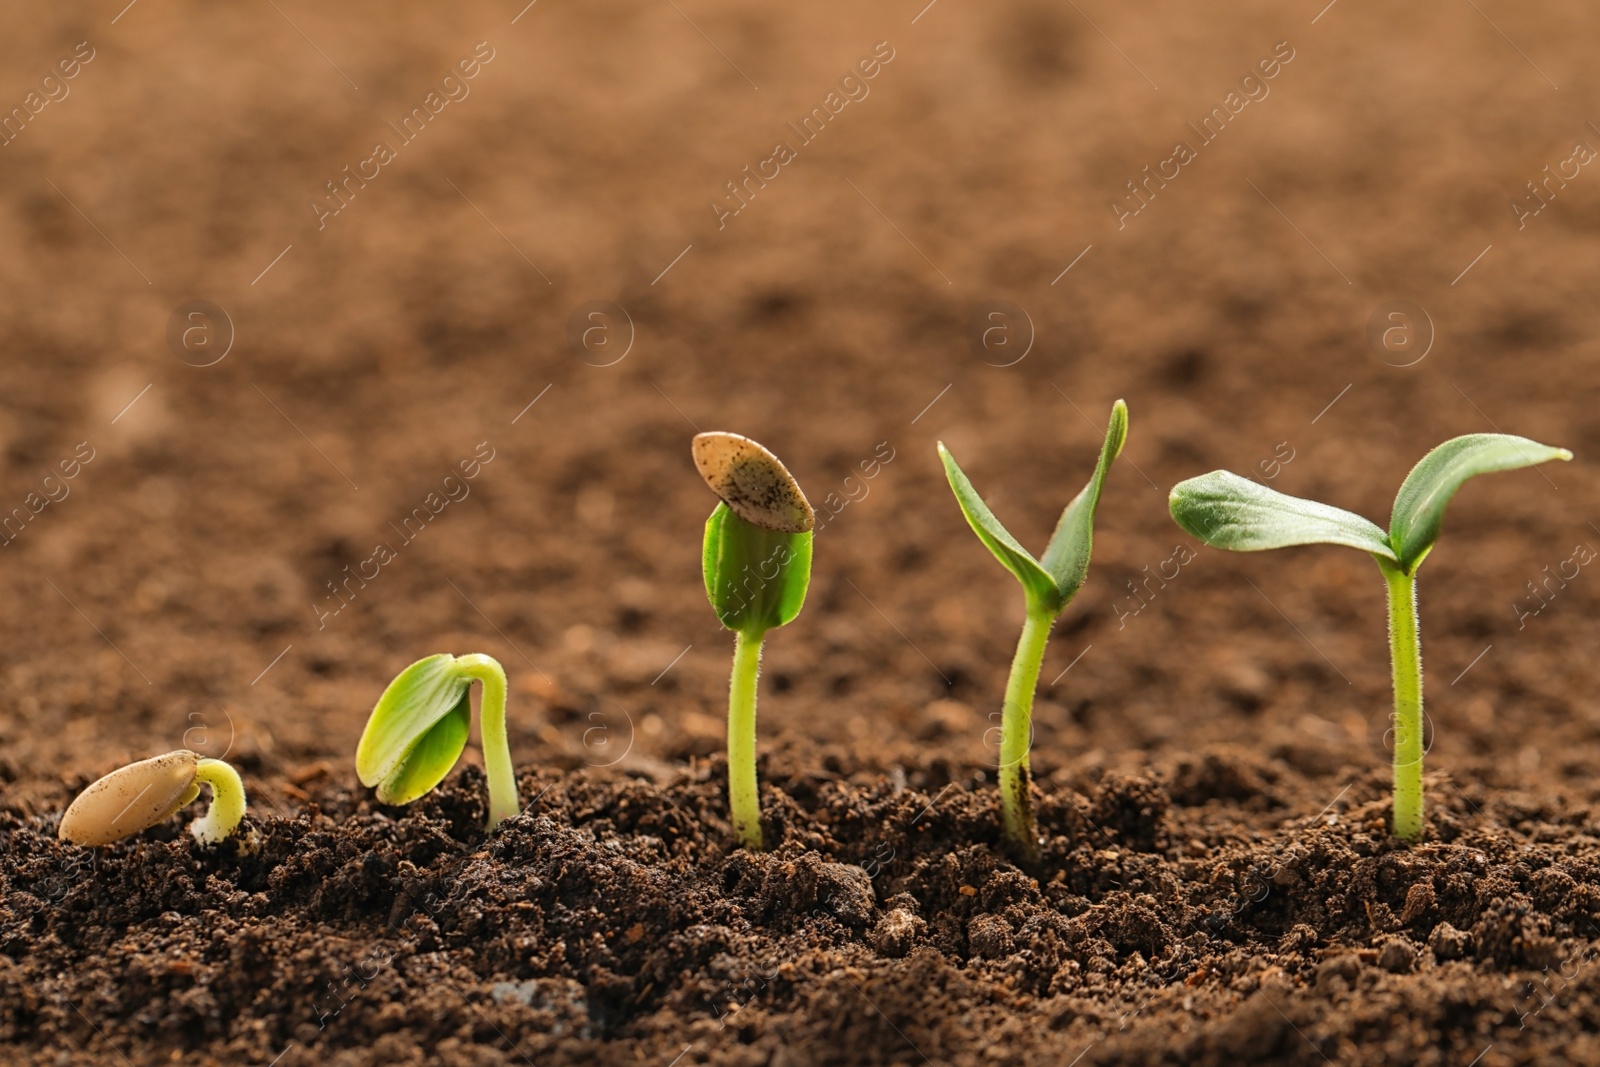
left=691, top=432, right=814, bottom=533
left=59, top=750, right=200, bottom=846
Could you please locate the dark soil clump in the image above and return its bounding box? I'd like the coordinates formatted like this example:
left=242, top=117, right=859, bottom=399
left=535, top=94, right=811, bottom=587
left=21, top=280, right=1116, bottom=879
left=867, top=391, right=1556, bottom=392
left=6, top=752, right=1600, bottom=1065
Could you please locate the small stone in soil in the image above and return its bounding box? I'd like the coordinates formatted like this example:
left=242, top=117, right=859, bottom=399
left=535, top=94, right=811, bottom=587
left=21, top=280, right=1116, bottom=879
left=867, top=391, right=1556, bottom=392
left=1428, top=921, right=1471, bottom=961
left=1378, top=937, right=1417, bottom=973
left=817, top=862, right=875, bottom=927
left=874, top=908, right=922, bottom=958
left=968, top=914, right=1014, bottom=959
left=1315, top=954, right=1362, bottom=990
left=1401, top=880, right=1435, bottom=923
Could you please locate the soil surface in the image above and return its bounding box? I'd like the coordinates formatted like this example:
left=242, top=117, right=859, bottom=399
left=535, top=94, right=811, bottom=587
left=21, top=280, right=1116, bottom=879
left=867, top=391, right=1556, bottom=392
left=4, top=1, right=1600, bottom=1064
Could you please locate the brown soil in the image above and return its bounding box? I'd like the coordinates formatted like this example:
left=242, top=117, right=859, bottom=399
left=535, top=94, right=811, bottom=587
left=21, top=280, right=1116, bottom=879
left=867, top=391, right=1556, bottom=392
left=4, top=1, right=1600, bottom=1064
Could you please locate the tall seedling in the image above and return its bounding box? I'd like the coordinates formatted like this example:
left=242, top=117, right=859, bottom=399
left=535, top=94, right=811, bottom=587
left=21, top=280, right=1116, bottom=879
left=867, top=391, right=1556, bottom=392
left=1170, top=433, right=1570, bottom=841
left=938, top=400, right=1128, bottom=864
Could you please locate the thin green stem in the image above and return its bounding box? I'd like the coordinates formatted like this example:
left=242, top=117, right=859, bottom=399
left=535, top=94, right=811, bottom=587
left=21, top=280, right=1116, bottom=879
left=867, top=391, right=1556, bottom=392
left=189, top=759, right=247, bottom=845
left=1381, top=561, right=1424, bottom=842
left=455, top=653, right=518, bottom=829
left=728, top=627, right=766, bottom=850
left=999, top=606, right=1053, bottom=863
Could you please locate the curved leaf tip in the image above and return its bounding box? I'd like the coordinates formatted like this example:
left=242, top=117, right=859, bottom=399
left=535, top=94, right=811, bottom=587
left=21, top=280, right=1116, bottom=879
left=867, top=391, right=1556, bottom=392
left=1388, top=433, right=1571, bottom=572
left=941, top=399, right=1130, bottom=615
left=1104, top=399, right=1129, bottom=461
left=1039, top=399, right=1129, bottom=604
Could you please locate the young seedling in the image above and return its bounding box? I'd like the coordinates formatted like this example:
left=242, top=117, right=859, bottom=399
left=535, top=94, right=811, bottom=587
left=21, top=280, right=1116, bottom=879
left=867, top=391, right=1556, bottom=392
left=59, top=750, right=247, bottom=846
left=1169, top=433, right=1571, bottom=842
left=693, top=431, right=814, bottom=851
left=357, top=652, right=518, bottom=830
left=938, top=399, right=1128, bottom=864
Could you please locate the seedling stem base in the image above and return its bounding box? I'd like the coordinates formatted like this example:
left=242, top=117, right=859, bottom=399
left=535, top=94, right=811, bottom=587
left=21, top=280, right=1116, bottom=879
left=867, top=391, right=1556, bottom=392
left=1000, top=608, right=1051, bottom=864
left=729, top=628, right=766, bottom=851
left=1381, top=560, right=1424, bottom=842
left=455, top=653, right=518, bottom=829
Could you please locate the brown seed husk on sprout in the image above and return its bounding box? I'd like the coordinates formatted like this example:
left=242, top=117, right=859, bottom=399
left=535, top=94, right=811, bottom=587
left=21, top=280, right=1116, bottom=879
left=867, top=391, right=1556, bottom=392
left=691, top=432, right=814, bottom=533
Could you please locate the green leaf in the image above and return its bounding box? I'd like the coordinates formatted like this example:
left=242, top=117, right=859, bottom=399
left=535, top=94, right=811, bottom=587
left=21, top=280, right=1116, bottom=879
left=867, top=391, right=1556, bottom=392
left=703, top=502, right=813, bottom=635
left=937, top=443, right=1058, bottom=611
left=1388, top=433, right=1571, bottom=572
left=1039, top=399, right=1128, bottom=604
left=357, top=654, right=470, bottom=792
left=1170, top=471, right=1396, bottom=560
left=375, top=689, right=471, bottom=805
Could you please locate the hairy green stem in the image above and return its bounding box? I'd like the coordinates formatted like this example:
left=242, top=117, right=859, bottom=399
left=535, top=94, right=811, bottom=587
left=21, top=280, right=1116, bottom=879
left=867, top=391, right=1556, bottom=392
left=999, top=607, right=1052, bottom=863
left=728, top=628, right=766, bottom=850
left=455, top=653, right=518, bottom=829
left=190, top=759, right=247, bottom=845
left=1381, top=561, right=1424, bottom=842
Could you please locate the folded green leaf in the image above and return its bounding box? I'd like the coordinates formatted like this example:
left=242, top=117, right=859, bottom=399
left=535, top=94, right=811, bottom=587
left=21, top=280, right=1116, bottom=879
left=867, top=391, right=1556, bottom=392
left=937, top=443, right=1058, bottom=611
left=1170, top=471, right=1396, bottom=560
left=1040, top=399, right=1128, bottom=603
left=374, top=690, right=471, bottom=805
left=356, top=653, right=470, bottom=790
left=703, top=502, right=813, bottom=635
left=1388, top=433, right=1571, bottom=572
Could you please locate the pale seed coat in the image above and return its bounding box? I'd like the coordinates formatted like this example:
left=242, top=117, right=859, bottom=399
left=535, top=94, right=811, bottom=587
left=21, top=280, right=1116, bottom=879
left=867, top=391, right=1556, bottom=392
left=691, top=432, right=814, bottom=533
left=59, top=750, right=200, bottom=846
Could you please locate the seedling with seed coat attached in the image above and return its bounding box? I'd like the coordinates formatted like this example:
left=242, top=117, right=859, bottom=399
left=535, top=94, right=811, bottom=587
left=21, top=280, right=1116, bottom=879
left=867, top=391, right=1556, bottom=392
left=59, top=750, right=247, bottom=846
left=938, top=399, right=1128, bottom=864
left=694, top=432, right=814, bottom=851
left=358, top=652, right=517, bottom=829
left=1169, top=433, right=1571, bottom=842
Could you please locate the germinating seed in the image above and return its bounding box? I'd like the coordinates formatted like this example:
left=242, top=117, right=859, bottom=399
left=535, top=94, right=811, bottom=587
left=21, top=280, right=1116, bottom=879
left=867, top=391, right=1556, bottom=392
left=59, top=750, right=200, bottom=846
